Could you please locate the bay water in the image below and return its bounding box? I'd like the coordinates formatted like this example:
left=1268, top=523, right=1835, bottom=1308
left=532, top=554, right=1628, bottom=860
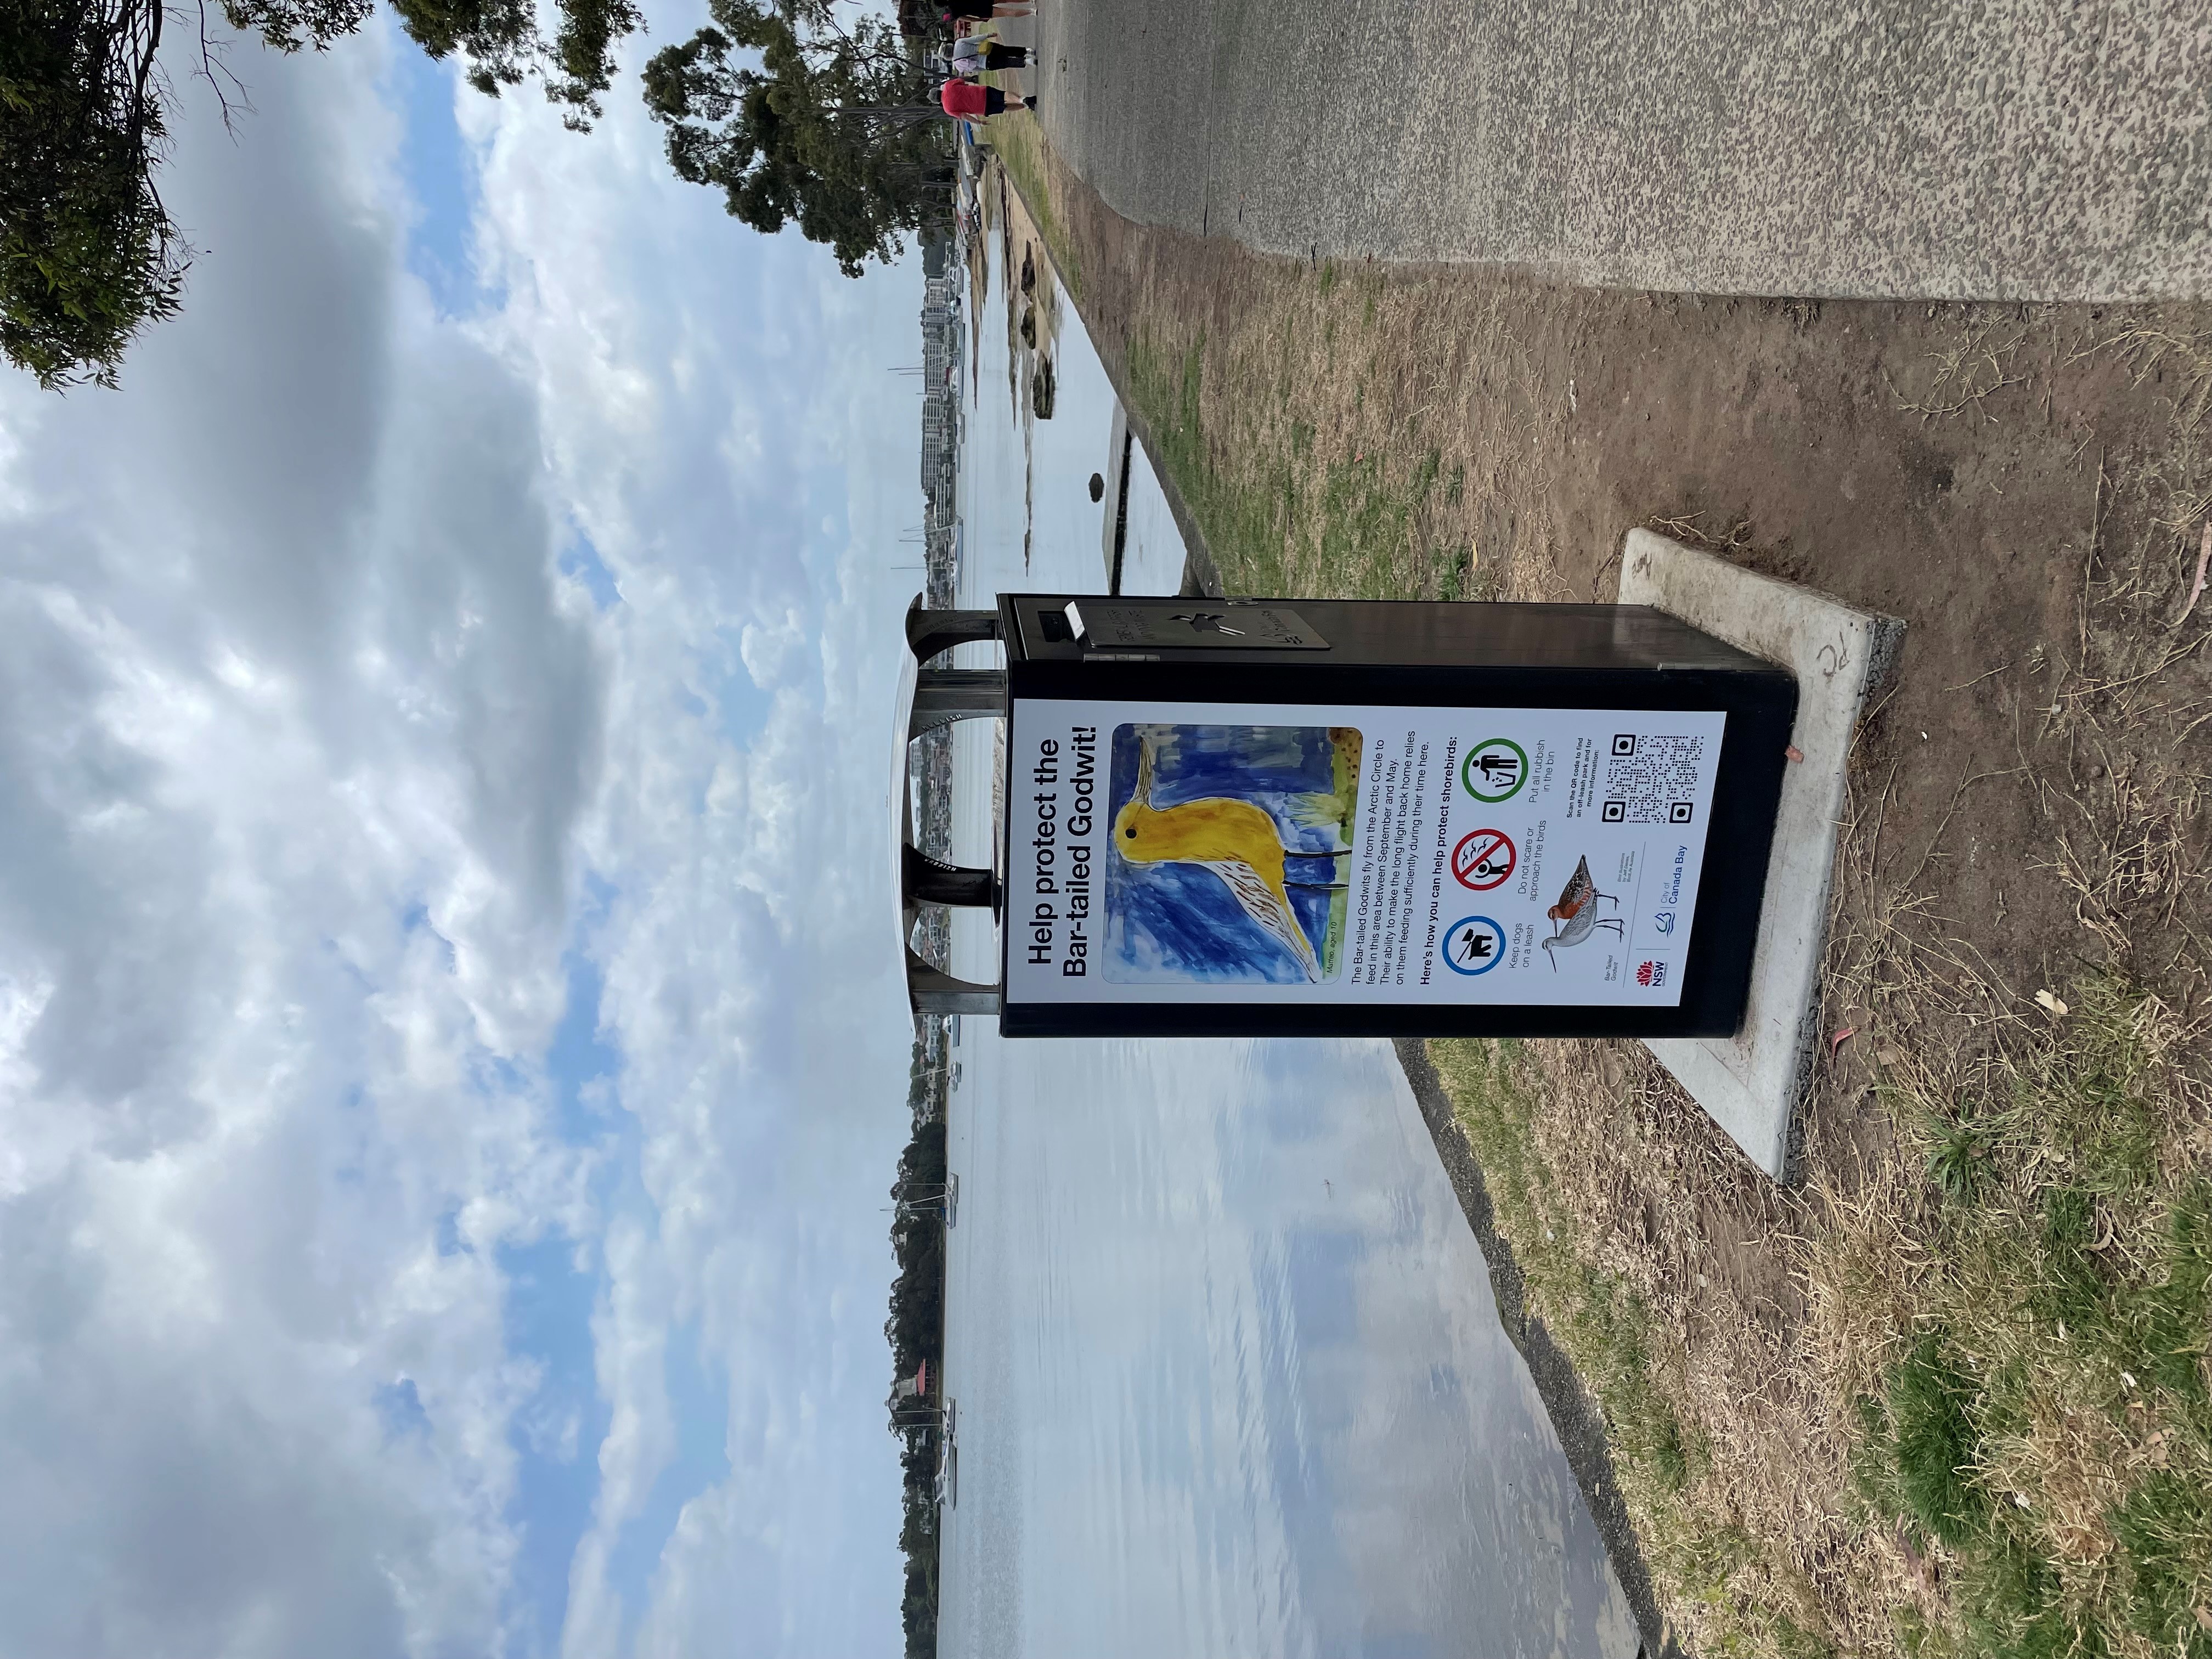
left=926, top=225, right=1635, bottom=1658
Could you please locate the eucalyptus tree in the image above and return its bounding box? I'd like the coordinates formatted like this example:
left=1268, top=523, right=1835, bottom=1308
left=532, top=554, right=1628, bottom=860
left=642, top=0, right=950, bottom=278
left=2, top=0, right=641, bottom=387
left=3, top=0, right=949, bottom=388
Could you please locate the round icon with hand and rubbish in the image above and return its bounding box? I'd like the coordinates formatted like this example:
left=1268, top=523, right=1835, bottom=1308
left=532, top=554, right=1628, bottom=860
left=1462, top=739, right=1528, bottom=803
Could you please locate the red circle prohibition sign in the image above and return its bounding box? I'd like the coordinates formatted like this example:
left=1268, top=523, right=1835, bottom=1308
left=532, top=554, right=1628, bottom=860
left=1452, top=828, right=1517, bottom=891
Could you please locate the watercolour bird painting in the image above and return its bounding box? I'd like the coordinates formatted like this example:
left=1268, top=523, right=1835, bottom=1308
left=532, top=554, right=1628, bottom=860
left=1105, top=724, right=1362, bottom=984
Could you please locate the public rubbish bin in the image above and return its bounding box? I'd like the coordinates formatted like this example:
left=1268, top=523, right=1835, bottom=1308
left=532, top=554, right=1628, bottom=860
left=897, top=594, right=1795, bottom=1039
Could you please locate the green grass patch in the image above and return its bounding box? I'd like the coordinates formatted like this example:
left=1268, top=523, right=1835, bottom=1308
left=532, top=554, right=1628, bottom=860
left=1428, top=1043, right=1678, bottom=1443
left=1429, top=1038, right=1827, bottom=1657
left=1857, top=1334, right=1986, bottom=1551
left=1120, top=334, right=1467, bottom=600
left=1845, top=979, right=2212, bottom=1657
left=1312, top=445, right=1441, bottom=597
left=1435, top=544, right=1475, bottom=601
left=1124, top=332, right=1295, bottom=594
left=1434, top=981, right=2212, bottom=1657
left=990, top=115, right=1081, bottom=299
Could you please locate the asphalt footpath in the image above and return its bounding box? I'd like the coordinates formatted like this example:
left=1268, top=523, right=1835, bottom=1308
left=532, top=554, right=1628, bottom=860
left=1028, top=0, right=2212, bottom=301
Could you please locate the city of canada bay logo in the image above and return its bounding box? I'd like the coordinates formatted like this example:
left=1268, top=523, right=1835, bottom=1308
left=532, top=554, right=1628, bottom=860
left=1651, top=911, right=1676, bottom=936
left=1635, top=959, right=1669, bottom=989
left=1461, top=738, right=1527, bottom=803
left=1451, top=828, right=1516, bottom=891
left=1442, top=915, right=1506, bottom=976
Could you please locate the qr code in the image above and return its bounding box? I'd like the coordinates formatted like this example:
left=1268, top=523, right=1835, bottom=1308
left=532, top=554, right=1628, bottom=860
left=1602, top=734, right=1705, bottom=825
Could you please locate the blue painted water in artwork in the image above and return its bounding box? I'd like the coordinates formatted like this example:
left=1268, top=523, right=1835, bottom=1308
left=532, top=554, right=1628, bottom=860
left=1104, top=723, right=1358, bottom=984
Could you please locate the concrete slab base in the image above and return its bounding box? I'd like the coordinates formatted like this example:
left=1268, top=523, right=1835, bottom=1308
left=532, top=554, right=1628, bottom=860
left=1617, top=530, right=1904, bottom=1180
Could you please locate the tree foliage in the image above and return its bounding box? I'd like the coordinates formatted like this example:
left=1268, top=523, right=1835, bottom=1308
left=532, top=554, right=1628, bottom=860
left=3, top=0, right=643, bottom=388
left=3, top=0, right=959, bottom=386
left=642, top=0, right=949, bottom=278
left=885, top=1115, right=946, bottom=1374
left=223, top=0, right=638, bottom=116
left=216, top=0, right=373, bottom=55
left=886, top=1035, right=949, bottom=1658
left=1, top=0, right=187, bottom=387
left=5, top=0, right=959, bottom=386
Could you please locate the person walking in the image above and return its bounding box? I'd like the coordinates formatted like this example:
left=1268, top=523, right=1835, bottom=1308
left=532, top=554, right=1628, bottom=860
left=952, top=33, right=1028, bottom=72
left=939, top=76, right=1035, bottom=120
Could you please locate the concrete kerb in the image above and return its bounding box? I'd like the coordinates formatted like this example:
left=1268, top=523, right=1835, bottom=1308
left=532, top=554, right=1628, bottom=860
left=1619, top=529, right=1905, bottom=1181
left=1099, top=401, right=1126, bottom=560
left=1099, top=401, right=1131, bottom=590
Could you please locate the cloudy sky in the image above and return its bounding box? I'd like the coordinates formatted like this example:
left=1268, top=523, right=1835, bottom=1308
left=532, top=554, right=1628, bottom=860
left=0, top=13, right=925, bottom=1656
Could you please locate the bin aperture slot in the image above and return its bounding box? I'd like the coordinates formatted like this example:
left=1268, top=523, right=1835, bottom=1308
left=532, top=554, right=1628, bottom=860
left=1075, top=601, right=1330, bottom=650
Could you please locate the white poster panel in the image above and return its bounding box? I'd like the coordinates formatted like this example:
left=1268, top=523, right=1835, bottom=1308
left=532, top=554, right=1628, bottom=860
left=1003, top=699, right=1726, bottom=1007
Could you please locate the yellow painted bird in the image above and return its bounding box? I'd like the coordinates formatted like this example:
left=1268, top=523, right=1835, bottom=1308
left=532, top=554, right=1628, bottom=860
left=1112, top=735, right=1330, bottom=980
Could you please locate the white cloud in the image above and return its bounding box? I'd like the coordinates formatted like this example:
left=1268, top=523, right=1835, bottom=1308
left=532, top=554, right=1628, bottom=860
left=0, top=6, right=928, bottom=1655
left=738, top=612, right=810, bottom=692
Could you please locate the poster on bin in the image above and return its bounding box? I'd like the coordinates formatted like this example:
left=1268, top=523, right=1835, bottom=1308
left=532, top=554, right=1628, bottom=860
left=1002, top=698, right=1726, bottom=1007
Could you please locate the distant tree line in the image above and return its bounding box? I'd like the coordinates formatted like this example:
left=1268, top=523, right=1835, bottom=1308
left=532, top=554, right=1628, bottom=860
left=7, top=0, right=958, bottom=386
left=886, top=1126, right=946, bottom=1373
left=887, top=1031, right=950, bottom=1656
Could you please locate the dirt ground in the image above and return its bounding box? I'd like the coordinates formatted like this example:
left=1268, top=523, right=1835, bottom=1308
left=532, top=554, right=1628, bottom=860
left=1040, top=151, right=2210, bottom=1014
left=998, top=127, right=2212, bottom=1655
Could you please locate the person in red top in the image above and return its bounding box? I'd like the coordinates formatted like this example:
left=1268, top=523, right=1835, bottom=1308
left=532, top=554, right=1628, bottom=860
left=940, top=77, right=1034, bottom=120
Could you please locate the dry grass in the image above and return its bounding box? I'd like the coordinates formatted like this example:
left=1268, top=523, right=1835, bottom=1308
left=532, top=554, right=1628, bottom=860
left=1248, top=306, right=2212, bottom=1652
left=1435, top=704, right=2212, bottom=1659
left=1801, top=962, right=2212, bottom=1655
left=1117, top=260, right=1584, bottom=603
left=997, top=129, right=1604, bottom=606
left=1430, top=323, right=2212, bottom=1657
left=1787, top=321, right=2212, bottom=1656
left=1884, top=315, right=2035, bottom=423
left=1431, top=1031, right=1864, bottom=1658
left=997, top=129, right=2212, bottom=1650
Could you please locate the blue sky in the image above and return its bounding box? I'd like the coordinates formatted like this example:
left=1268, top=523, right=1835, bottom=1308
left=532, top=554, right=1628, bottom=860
left=0, top=13, right=928, bottom=1657
left=395, top=46, right=480, bottom=317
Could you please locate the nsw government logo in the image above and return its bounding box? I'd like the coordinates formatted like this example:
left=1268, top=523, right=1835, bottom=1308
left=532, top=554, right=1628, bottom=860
left=1635, top=959, right=1669, bottom=989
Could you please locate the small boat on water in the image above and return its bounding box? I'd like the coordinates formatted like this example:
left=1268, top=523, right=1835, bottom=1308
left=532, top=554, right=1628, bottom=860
left=934, top=1397, right=958, bottom=1510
